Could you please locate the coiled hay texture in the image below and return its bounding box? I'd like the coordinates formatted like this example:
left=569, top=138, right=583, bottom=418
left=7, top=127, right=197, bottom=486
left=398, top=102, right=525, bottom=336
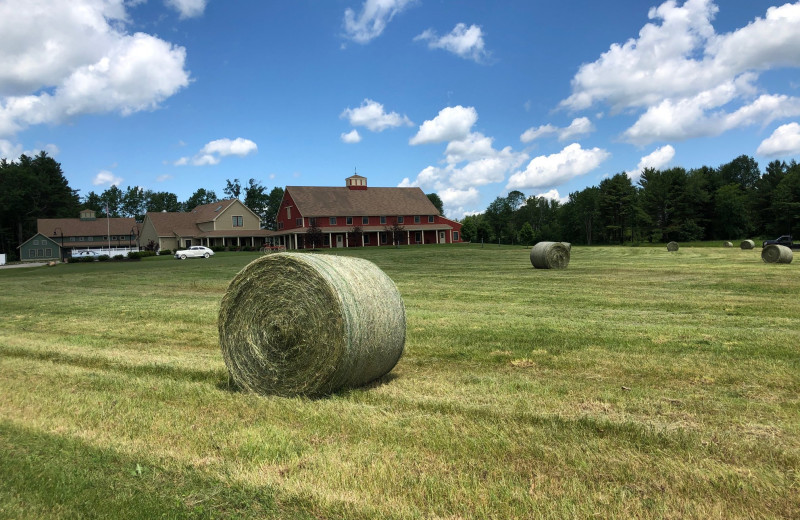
left=724, top=241, right=733, bottom=247
left=740, top=239, right=755, bottom=250
left=761, top=244, right=793, bottom=264
left=667, top=241, right=679, bottom=251
left=530, top=241, right=570, bottom=269
left=219, top=253, right=406, bottom=397
left=561, top=242, right=572, bottom=251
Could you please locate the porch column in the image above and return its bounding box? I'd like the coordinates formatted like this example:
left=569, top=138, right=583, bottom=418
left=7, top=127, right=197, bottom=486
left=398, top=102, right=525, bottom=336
left=329, top=232, right=333, bottom=248
left=406, top=230, right=410, bottom=245
left=422, top=230, right=425, bottom=245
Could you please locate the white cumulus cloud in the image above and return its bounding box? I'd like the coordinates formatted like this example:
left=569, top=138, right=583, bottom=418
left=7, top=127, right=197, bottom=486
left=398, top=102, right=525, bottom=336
left=175, top=137, right=258, bottom=166
left=521, top=117, right=595, bottom=143
left=626, top=145, right=676, bottom=181
left=341, top=99, right=412, bottom=132
left=165, top=0, right=207, bottom=19
left=410, top=105, right=478, bottom=145
left=341, top=129, right=362, bottom=143
left=506, top=143, right=610, bottom=190
left=757, top=122, right=800, bottom=157
left=536, top=189, right=569, bottom=204
left=0, top=0, right=190, bottom=137
left=343, top=0, right=416, bottom=44
left=93, top=170, right=123, bottom=187
left=559, top=0, right=800, bottom=145
left=415, top=23, right=489, bottom=62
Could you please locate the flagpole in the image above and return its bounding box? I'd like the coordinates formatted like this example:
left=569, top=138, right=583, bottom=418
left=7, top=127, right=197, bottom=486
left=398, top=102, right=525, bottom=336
left=106, top=201, right=111, bottom=253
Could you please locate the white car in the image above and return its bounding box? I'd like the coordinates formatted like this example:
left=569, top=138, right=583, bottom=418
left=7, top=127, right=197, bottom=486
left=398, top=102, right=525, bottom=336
left=174, top=246, right=214, bottom=259
left=71, top=250, right=99, bottom=258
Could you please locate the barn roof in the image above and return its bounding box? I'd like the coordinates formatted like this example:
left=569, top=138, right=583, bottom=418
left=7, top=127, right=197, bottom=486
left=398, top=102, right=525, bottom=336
left=285, top=186, right=439, bottom=217
left=38, top=217, right=139, bottom=237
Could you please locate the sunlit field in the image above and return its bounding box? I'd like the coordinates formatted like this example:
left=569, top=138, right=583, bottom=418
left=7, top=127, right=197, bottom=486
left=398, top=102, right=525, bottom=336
left=1, top=244, right=798, bottom=519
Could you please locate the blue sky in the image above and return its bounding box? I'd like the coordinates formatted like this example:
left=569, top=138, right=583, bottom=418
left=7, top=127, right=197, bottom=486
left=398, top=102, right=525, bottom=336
left=2, top=0, right=800, bottom=218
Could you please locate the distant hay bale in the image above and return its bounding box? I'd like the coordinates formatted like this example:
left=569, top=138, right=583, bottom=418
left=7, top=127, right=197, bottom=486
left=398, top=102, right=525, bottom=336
left=218, top=253, right=406, bottom=397
left=723, top=241, right=733, bottom=247
left=761, top=244, right=793, bottom=264
left=530, top=241, right=570, bottom=269
left=667, top=241, right=679, bottom=252
left=740, top=239, right=755, bottom=250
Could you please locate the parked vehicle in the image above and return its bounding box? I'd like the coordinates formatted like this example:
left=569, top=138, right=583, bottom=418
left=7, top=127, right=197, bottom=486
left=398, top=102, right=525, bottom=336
left=761, top=235, right=800, bottom=250
left=71, top=250, right=99, bottom=258
left=174, top=246, right=215, bottom=259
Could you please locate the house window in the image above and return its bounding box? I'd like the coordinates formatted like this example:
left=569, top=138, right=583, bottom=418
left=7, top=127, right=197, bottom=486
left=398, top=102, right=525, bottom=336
left=454, top=231, right=459, bottom=241
left=111, top=236, right=117, bottom=241
left=362, top=216, right=369, bottom=225
left=296, top=218, right=303, bottom=227
left=380, top=232, right=387, bottom=244
left=33, top=239, right=39, bottom=245
left=232, top=216, right=243, bottom=227
left=38, top=249, right=44, bottom=257
left=29, top=250, right=36, bottom=258
left=398, top=216, right=404, bottom=224
left=69, top=237, right=75, bottom=242
left=286, top=207, right=292, bottom=219
left=364, top=235, right=370, bottom=245
left=346, top=217, right=353, bottom=225
left=414, top=232, right=421, bottom=243
left=278, top=222, right=284, bottom=230
left=428, top=216, right=435, bottom=223
left=414, top=216, right=421, bottom=224
left=79, top=237, right=85, bottom=241
left=329, top=217, right=337, bottom=225
left=45, top=248, right=52, bottom=257
left=380, top=216, right=386, bottom=225
left=309, top=218, right=317, bottom=227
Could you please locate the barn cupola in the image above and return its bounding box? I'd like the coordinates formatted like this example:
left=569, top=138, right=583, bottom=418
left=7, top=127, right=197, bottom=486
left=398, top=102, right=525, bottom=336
left=346, top=173, right=367, bottom=190
left=79, top=209, right=96, bottom=221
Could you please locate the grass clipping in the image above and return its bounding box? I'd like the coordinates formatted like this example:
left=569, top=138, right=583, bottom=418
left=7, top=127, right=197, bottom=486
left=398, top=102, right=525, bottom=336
left=667, top=241, right=679, bottom=251
left=530, top=241, right=570, bottom=269
left=761, top=244, right=793, bottom=264
left=741, top=239, right=755, bottom=250
left=219, top=253, right=406, bottom=397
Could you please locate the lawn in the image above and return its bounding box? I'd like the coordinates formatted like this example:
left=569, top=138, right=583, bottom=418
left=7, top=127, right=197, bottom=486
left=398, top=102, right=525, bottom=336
left=0, top=245, right=798, bottom=519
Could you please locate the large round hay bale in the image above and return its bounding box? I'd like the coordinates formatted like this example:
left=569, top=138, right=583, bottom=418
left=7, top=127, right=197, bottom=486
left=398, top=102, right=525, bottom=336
left=740, top=239, right=755, bottom=250
left=667, top=241, right=679, bottom=251
left=530, top=241, right=570, bottom=269
left=761, top=244, right=793, bottom=264
left=723, top=241, right=733, bottom=247
left=219, top=253, right=406, bottom=397
left=561, top=242, right=572, bottom=251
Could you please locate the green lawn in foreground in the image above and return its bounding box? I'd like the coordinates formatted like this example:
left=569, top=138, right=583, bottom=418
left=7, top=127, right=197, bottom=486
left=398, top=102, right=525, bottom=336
left=0, top=245, right=798, bottom=519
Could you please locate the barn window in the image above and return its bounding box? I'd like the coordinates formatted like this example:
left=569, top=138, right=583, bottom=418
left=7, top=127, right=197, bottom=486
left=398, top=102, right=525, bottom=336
left=346, top=217, right=353, bottom=225
left=329, top=217, right=336, bottom=225
left=296, top=218, right=302, bottom=227
left=398, top=216, right=404, bottom=224
left=362, top=216, right=369, bottom=225
left=453, top=231, right=459, bottom=241
left=380, top=216, right=386, bottom=224
left=414, top=216, right=420, bottom=224
left=428, top=216, right=434, bottom=223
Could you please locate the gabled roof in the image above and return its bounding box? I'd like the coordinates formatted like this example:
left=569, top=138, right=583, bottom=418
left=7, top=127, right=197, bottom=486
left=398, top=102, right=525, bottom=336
left=38, top=217, right=139, bottom=237
left=17, top=232, right=60, bottom=249
left=189, top=199, right=239, bottom=223
left=286, top=186, right=439, bottom=217
left=145, top=199, right=260, bottom=237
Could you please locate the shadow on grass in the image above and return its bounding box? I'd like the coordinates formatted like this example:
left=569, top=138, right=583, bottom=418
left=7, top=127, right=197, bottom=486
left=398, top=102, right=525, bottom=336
left=0, top=345, right=225, bottom=386
left=216, top=371, right=401, bottom=400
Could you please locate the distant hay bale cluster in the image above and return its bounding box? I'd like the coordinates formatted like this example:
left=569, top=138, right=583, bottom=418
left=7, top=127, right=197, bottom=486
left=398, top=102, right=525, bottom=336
left=761, top=244, right=793, bottom=264
left=740, top=239, right=755, bottom=250
left=530, top=241, right=571, bottom=269
left=666, top=241, right=679, bottom=252
left=218, top=253, right=406, bottom=397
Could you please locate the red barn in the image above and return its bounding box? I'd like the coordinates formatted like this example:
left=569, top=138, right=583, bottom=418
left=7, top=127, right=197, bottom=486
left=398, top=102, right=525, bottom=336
left=274, top=174, right=462, bottom=249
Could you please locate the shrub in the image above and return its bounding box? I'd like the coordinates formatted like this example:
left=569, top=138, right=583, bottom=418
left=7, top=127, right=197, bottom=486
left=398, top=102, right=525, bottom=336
left=127, top=251, right=143, bottom=260
left=79, top=256, right=95, bottom=263
left=97, top=255, right=110, bottom=262
left=211, top=246, right=225, bottom=252
left=160, top=249, right=172, bottom=255
left=67, top=257, right=80, bottom=263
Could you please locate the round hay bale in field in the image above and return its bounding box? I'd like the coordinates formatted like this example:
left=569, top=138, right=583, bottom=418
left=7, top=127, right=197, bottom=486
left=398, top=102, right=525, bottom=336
left=740, top=239, right=755, bottom=250
left=530, top=241, right=570, bottom=269
left=761, top=244, right=793, bottom=264
left=666, top=241, right=679, bottom=251
left=219, top=253, right=406, bottom=397
left=561, top=242, right=572, bottom=251
left=723, top=241, right=733, bottom=247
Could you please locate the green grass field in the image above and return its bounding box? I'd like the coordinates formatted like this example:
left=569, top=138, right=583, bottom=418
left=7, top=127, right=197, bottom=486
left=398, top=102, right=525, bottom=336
left=1, top=245, right=798, bottom=519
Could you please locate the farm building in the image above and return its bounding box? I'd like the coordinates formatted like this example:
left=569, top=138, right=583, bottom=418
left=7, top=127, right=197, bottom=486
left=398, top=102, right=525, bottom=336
left=274, top=174, right=462, bottom=249
left=30, top=209, right=140, bottom=261
left=138, top=199, right=276, bottom=252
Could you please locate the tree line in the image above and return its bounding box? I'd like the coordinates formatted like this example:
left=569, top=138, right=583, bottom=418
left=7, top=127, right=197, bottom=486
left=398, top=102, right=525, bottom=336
left=460, top=155, right=800, bottom=246
left=0, top=152, right=284, bottom=260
